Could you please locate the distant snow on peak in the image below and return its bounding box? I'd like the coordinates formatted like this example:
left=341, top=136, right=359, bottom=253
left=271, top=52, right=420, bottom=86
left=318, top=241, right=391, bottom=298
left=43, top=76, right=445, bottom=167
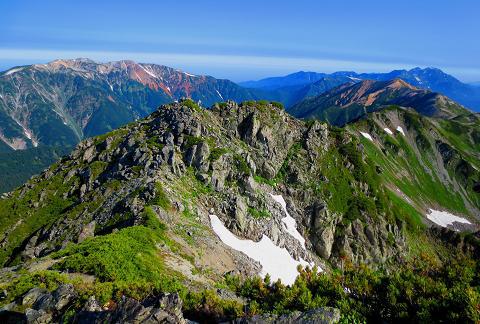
left=176, top=69, right=197, bottom=77
left=215, top=89, right=224, bottom=100
left=4, top=67, right=24, bottom=76
left=348, top=76, right=362, bottom=81
left=139, top=64, right=158, bottom=79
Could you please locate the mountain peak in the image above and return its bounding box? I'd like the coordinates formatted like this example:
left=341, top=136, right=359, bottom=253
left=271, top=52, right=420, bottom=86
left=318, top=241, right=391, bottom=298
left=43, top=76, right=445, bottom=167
left=289, top=78, right=470, bottom=125
left=386, top=78, right=417, bottom=90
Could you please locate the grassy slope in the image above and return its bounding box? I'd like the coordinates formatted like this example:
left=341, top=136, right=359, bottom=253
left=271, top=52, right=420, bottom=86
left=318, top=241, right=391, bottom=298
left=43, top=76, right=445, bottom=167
left=349, top=107, right=479, bottom=220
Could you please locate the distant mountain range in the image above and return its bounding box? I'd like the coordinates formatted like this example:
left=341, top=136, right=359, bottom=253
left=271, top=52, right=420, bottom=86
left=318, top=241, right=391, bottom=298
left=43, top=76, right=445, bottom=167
left=288, top=79, right=472, bottom=126
left=1, top=61, right=476, bottom=155
left=0, top=58, right=265, bottom=152
left=241, top=68, right=480, bottom=112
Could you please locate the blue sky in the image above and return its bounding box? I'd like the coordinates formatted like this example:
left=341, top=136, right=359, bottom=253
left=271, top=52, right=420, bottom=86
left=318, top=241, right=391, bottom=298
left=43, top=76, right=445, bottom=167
left=1, top=0, right=479, bottom=82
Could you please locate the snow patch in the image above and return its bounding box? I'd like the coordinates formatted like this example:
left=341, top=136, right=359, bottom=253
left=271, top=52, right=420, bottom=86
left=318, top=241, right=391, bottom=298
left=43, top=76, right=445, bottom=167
left=209, top=214, right=311, bottom=285
left=426, top=209, right=471, bottom=229
left=23, top=129, right=38, bottom=147
left=4, top=67, right=23, bottom=76
left=360, top=132, right=373, bottom=141
left=139, top=64, right=158, bottom=79
left=270, top=194, right=306, bottom=249
left=183, top=72, right=196, bottom=77
left=384, top=128, right=393, bottom=135
left=215, top=89, right=224, bottom=100
left=414, top=76, right=422, bottom=83
left=396, top=126, right=405, bottom=136
left=348, top=76, right=362, bottom=81
left=14, top=120, right=38, bottom=147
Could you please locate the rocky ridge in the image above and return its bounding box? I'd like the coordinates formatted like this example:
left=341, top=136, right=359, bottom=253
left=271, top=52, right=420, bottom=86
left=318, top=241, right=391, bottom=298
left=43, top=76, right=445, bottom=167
left=0, top=100, right=406, bottom=271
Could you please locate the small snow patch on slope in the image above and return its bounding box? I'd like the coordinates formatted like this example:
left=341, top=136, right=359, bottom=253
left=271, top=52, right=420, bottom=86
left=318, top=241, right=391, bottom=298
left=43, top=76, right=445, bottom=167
left=348, top=76, right=362, bottom=81
left=209, top=214, right=311, bottom=285
left=4, top=67, right=23, bottom=76
left=384, top=128, right=393, bottom=135
left=177, top=69, right=197, bottom=77
left=270, top=194, right=306, bottom=249
left=14, top=120, right=38, bottom=147
left=215, top=89, right=224, bottom=100
left=360, top=132, right=373, bottom=141
left=396, top=126, right=405, bottom=136
left=139, top=64, right=158, bottom=79
left=426, top=209, right=471, bottom=229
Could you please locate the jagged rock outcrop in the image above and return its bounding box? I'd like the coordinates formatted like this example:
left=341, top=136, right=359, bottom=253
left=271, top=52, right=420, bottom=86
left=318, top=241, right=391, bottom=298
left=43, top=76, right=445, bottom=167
left=0, top=285, right=187, bottom=324
left=0, top=100, right=407, bottom=271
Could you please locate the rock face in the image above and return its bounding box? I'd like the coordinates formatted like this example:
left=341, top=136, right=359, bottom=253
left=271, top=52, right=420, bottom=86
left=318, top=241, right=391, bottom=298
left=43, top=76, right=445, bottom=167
left=76, top=293, right=186, bottom=323
left=0, top=286, right=187, bottom=324
left=0, top=284, right=76, bottom=323
left=232, top=307, right=341, bottom=324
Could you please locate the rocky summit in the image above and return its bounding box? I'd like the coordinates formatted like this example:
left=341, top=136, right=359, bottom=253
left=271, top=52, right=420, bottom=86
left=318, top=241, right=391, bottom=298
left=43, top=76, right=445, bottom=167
left=0, top=99, right=479, bottom=323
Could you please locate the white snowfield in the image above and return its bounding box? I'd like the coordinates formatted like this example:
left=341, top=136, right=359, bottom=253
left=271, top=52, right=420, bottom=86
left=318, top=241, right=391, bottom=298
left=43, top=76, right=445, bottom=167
left=209, top=214, right=312, bottom=285
left=426, top=209, right=471, bottom=228
left=396, top=126, right=405, bottom=136
left=384, top=128, right=393, bottom=135
left=360, top=132, right=373, bottom=141
left=270, top=194, right=306, bottom=249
